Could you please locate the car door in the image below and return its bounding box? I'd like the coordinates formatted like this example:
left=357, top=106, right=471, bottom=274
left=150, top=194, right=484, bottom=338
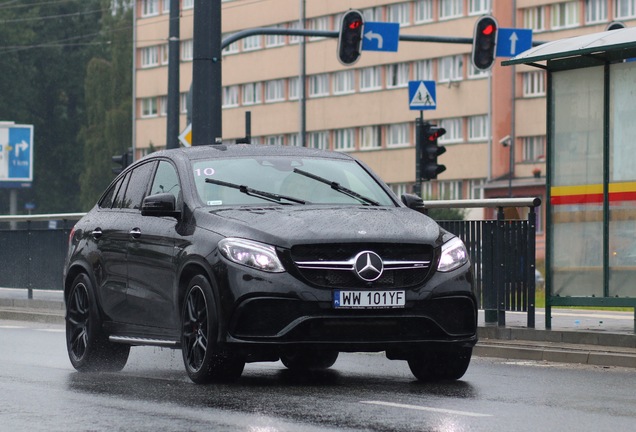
left=125, top=160, right=180, bottom=329
left=90, top=173, right=132, bottom=323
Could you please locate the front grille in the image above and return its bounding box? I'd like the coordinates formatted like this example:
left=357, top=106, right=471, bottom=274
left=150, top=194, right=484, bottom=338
left=290, top=243, right=435, bottom=289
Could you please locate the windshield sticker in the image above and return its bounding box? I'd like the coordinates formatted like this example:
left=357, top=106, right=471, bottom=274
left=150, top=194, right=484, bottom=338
left=207, top=200, right=223, bottom=206
left=195, top=167, right=215, bottom=177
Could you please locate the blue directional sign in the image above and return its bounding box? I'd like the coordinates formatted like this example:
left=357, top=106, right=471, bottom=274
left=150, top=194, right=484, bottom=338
left=496, top=28, right=533, bottom=58
left=0, top=123, right=34, bottom=188
left=409, top=80, right=437, bottom=111
left=361, top=22, right=400, bottom=52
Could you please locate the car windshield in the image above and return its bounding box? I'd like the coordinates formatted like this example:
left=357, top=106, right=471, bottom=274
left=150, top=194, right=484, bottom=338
left=191, top=155, right=395, bottom=207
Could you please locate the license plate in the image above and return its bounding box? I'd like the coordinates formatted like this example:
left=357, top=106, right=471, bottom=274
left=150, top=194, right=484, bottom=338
left=333, top=290, right=405, bottom=309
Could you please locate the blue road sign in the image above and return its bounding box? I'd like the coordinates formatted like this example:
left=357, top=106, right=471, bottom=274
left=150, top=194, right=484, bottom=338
left=496, top=28, right=533, bottom=58
left=409, top=81, right=437, bottom=111
left=361, top=22, right=399, bottom=52
left=0, top=123, right=33, bottom=187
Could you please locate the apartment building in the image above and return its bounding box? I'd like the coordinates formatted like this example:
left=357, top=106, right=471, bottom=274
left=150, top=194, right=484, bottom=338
left=133, top=0, right=636, bottom=256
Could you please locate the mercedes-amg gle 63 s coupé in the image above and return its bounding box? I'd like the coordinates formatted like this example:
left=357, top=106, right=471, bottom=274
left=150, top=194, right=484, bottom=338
left=64, top=144, right=477, bottom=383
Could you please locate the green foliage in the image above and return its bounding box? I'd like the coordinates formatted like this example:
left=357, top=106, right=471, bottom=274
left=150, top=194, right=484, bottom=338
left=426, top=207, right=466, bottom=221
left=0, top=0, right=132, bottom=214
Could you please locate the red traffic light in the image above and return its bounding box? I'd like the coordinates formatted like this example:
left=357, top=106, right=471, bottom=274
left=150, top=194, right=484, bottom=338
left=472, top=16, right=499, bottom=71
left=337, top=10, right=365, bottom=66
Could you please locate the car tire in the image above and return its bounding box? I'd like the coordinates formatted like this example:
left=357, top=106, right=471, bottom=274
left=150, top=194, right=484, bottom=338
left=65, top=273, right=130, bottom=372
left=280, top=349, right=339, bottom=371
left=181, top=275, right=245, bottom=384
left=407, top=347, right=472, bottom=382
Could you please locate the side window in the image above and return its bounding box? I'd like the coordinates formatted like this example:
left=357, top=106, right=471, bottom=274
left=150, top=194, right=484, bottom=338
left=112, top=173, right=131, bottom=209
left=99, top=177, right=124, bottom=209
left=150, top=161, right=181, bottom=203
left=121, top=162, right=156, bottom=210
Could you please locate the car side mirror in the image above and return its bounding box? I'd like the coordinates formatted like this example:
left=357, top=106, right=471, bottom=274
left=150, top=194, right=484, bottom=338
left=141, top=193, right=180, bottom=218
left=401, top=193, right=426, bottom=213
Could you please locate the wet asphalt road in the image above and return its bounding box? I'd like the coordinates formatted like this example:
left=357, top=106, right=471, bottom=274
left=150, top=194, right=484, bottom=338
left=1, top=320, right=635, bottom=432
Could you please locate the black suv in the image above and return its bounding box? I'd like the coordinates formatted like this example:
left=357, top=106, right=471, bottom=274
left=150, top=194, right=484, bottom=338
left=64, top=144, right=477, bottom=383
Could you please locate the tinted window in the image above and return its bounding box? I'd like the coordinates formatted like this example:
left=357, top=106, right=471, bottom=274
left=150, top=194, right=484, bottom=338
left=112, top=173, right=131, bottom=209
left=121, top=162, right=156, bottom=209
left=99, top=176, right=124, bottom=209
left=150, top=161, right=181, bottom=202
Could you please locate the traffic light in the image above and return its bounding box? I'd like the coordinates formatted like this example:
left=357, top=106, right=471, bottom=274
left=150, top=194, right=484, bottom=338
left=337, top=10, right=364, bottom=66
left=420, top=122, right=446, bottom=181
left=112, top=148, right=133, bottom=175
left=472, top=16, right=498, bottom=71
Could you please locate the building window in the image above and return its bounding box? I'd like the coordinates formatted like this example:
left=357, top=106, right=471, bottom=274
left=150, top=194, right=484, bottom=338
left=439, top=181, right=462, bottom=200
left=468, top=115, right=489, bottom=141
left=615, top=0, right=636, bottom=18
left=415, top=0, right=433, bottom=23
left=140, top=46, right=159, bottom=68
left=181, top=39, right=193, bottom=61
left=288, top=133, right=300, bottom=147
left=141, top=0, right=159, bottom=17
left=522, top=136, right=546, bottom=161
left=159, top=96, right=167, bottom=116
left=362, top=7, right=383, bottom=21
left=360, top=126, right=381, bottom=150
left=360, top=66, right=382, bottom=91
left=288, top=77, right=300, bottom=100
left=551, top=1, right=580, bottom=29
left=467, top=179, right=484, bottom=199
left=523, top=6, right=546, bottom=32
left=438, top=55, right=463, bottom=82
left=266, top=135, right=284, bottom=146
left=309, top=16, right=330, bottom=41
left=469, top=0, right=491, bottom=15
left=439, top=0, right=463, bottom=20
left=386, top=63, right=409, bottom=88
left=180, top=92, right=188, bottom=114
left=265, top=80, right=285, bottom=103
left=288, top=21, right=301, bottom=44
left=309, top=74, right=329, bottom=97
left=266, top=25, right=286, bottom=48
left=162, top=0, right=170, bottom=13
left=222, top=86, right=239, bottom=108
left=468, top=63, right=488, bottom=79
left=333, top=70, right=355, bottom=95
left=522, top=71, right=545, bottom=97
left=334, top=128, right=355, bottom=151
left=586, top=0, right=607, bottom=23
left=439, top=118, right=463, bottom=143
left=387, top=2, right=410, bottom=26
left=243, top=35, right=261, bottom=51
left=309, top=131, right=329, bottom=150
left=141, top=97, right=158, bottom=118
left=242, top=82, right=262, bottom=105
left=387, top=123, right=410, bottom=147
left=160, top=44, right=169, bottom=65
left=414, top=59, right=433, bottom=80
left=182, top=0, right=194, bottom=10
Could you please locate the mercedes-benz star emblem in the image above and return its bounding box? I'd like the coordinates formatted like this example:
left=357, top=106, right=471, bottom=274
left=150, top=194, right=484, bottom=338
left=354, top=251, right=384, bottom=282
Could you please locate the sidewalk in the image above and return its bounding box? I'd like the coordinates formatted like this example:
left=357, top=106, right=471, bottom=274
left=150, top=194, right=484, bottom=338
left=1, top=287, right=635, bottom=369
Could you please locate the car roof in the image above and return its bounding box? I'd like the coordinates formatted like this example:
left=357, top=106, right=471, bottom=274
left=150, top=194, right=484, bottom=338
left=146, top=144, right=354, bottom=162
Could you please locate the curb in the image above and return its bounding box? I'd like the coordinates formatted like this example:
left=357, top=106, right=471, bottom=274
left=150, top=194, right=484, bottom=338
left=1, top=300, right=635, bottom=369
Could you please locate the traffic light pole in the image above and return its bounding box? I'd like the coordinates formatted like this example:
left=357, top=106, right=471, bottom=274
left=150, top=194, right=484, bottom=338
left=414, top=113, right=424, bottom=197
left=166, top=0, right=180, bottom=149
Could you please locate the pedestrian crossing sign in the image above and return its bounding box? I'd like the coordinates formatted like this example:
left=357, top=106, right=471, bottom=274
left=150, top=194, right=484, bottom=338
left=409, top=80, right=436, bottom=111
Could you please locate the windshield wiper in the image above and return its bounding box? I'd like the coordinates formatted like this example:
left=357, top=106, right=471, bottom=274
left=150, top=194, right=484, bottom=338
left=205, top=178, right=306, bottom=205
left=292, top=168, right=380, bottom=206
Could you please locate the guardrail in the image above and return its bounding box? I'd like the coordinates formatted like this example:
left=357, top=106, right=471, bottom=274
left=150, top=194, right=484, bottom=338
left=0, top=197, right=540, bottom=327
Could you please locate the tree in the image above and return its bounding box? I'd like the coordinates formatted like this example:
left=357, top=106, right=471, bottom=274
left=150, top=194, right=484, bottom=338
left=78, top=1, right=133, bottom=210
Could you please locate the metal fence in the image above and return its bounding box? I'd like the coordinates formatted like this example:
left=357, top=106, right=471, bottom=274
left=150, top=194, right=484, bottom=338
left=0, top=198, right=540, bottom=326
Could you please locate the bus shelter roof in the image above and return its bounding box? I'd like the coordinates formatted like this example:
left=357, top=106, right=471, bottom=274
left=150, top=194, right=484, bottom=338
left=502, top=27, right=636, bottom=68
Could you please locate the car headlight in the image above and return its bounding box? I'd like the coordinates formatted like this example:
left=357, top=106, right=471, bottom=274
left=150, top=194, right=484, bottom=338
left=218, top=238, right=285, bottom=273
left=437, top=237, right=469, bottom=273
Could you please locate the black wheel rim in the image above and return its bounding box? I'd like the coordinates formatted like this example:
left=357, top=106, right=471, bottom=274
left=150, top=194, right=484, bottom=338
left=183, top=285, right=208, bottom=373
left=67, top=283, right=90, bottom=361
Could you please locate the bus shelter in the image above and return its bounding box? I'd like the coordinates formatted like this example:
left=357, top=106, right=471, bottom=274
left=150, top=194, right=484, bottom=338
left=504, top=28, right=636, bottom=330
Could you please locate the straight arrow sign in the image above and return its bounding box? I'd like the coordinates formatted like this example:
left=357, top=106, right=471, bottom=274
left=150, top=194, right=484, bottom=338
left=496, top=28, right=532, bottom=58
